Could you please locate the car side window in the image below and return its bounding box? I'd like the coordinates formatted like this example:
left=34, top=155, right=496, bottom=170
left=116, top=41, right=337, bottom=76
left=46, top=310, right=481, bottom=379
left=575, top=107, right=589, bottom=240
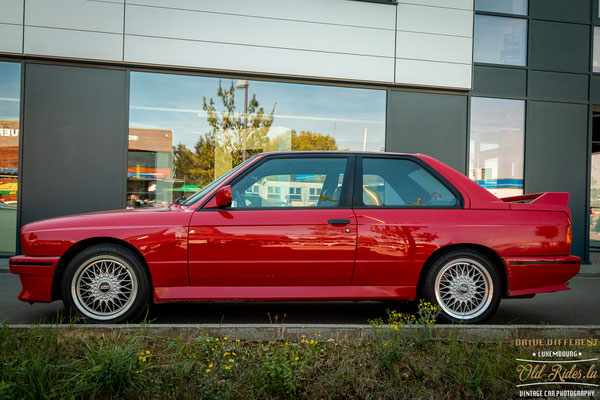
left=361, top=158, right=457, bottom=207
left=229, top=157, right=348, bottom=208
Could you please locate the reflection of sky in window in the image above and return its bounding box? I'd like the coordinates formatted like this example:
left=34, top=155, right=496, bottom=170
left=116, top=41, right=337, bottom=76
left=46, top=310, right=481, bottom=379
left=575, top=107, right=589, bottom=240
left=0, top=62, right=21, bottom=120
left=129, top=71, right=386, bottom=151
left=475, top=0, right=528, bottom=15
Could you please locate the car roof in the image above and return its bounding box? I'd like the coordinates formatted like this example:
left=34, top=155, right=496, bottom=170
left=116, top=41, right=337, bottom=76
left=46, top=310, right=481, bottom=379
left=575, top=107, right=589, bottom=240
left=254, top=151, right=509, bottom=210
left=257, top=150, right=416, bottom=157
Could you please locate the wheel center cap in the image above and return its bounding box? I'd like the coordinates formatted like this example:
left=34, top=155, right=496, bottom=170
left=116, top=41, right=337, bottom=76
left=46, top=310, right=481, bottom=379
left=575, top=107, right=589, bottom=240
left=458, top=282, right=469, bottom=294
left=99, top=282, right=111, bottom=293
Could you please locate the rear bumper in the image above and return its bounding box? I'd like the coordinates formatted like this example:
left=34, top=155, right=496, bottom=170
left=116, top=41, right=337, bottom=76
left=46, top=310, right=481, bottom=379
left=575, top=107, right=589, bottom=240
left=9, top=255, right=60, bottom=302
left=504, top=255, right=580, bottom=297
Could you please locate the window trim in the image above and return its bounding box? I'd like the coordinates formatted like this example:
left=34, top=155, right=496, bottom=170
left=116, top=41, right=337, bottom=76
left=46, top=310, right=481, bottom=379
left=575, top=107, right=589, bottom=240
left=198, top=153, right=356, bottom=211
left=352, top=155, right=464, bottom=210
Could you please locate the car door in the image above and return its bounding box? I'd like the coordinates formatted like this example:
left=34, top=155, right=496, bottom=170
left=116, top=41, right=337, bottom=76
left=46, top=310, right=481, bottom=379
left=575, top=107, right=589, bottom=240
left=188, top=154, right=357, bottom=286
left=352, top=155, right=461, bottom=288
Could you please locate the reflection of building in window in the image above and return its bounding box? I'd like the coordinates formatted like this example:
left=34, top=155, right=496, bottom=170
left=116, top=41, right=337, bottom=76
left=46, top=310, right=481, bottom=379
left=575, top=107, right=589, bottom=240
left=0, top=120, right=19, bottom=204
left=500, top=31, right=523, bottom=65
left=289, top=187, right=302, bottom=201
left=126, top=128, right=173, bottom=208
left=309, top=187, right=321, bottom=203
left=245, top=176, right=329, bottom=207
left=267, top=186, right=281, bottom=201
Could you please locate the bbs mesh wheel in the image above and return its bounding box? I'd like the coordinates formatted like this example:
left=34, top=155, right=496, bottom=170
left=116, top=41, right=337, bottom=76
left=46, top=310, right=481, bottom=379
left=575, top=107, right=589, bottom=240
left=423, top=249, right=502, bottom=324
left=62, top=244, right=150, bottom=323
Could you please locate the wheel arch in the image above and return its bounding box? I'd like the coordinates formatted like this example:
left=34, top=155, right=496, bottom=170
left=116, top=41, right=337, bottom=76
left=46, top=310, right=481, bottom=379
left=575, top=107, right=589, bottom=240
left=416, top=243, right=508, bottom=299
left=51, top=237, right=150, bottom=301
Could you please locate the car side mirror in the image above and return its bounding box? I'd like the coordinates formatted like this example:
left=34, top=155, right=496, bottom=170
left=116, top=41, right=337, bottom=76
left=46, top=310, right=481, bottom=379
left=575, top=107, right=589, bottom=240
left=205, top=185, right=232, bottom=209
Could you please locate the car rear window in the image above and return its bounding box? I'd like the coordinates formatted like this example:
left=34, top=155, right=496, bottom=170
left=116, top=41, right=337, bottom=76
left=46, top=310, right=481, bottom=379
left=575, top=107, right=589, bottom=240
left=361, top=158, right=457, bottom=207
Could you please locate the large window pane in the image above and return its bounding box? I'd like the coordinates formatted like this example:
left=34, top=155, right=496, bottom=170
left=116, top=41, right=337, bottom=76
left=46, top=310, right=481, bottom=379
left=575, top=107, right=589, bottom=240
left=0, top=62, right=20, bottom=255
left=475, top=0, right=528, bottom=15
left=594, top=27, right=600, bottom=73
left=127, top=72, right=386, bottom=207
left=474, top=15, right=527, bottom=66
left=469, top=97, right=525, bottom=198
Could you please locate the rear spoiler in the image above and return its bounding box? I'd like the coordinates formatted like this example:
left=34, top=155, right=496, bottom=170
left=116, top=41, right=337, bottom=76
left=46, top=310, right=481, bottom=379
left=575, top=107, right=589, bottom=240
left=501, top=192, right=569, bottom=206
left=501, top=192, right=571, bottom=222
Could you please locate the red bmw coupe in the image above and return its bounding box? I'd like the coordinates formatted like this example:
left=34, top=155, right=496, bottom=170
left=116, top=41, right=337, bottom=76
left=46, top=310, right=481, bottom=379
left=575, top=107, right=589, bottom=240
left=10, top=152, right=580, bottom=324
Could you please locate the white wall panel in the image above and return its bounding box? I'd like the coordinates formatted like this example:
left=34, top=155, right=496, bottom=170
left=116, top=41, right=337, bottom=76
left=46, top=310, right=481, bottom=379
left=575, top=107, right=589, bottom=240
left=0, top=0, right=23, bottom=24
left=126, top=4, right=394, bottom=58
left=13, top=0, right=476, bottom=89
left=396, top=31, right=472, bottom=64
left=395, top=2, right=473, bottom=89
left=397, top=4, right=473, bottom=37
left=124, top=35, right=394, bottom=82
left=0, top=23, right=23, bottom=54
left=397, top=0, right=472, bottom=10
left=128, top=0, right=396, bottom=30
left=25, top=27, right=123, bottom=61
left=25, top=0, right=123, bottom=33
left=395, top=59, right=472, bottom=89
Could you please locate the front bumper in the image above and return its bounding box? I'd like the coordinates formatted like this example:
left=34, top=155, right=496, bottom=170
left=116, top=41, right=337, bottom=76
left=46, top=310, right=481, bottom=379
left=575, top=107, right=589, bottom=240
left=9, top=255, right=60, bottom=302
left=504, top=255, right=580, bottom=297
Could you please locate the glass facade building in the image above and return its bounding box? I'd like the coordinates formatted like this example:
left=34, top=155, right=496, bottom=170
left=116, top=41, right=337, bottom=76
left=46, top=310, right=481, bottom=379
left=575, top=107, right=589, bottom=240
left=0, top=0, right=599, bottom=261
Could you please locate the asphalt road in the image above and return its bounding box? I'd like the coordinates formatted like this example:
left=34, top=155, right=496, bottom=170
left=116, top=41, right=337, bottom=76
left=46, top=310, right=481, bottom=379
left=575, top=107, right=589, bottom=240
left=1, top=273, right=598, bottom=325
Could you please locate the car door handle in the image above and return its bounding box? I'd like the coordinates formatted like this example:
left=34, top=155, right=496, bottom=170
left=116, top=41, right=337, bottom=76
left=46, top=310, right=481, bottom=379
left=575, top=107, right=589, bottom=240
left=328, top=219, right=351, bottom=225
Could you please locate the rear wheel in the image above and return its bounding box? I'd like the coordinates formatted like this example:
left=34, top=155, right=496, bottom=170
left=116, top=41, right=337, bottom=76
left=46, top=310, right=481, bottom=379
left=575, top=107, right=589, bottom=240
left=423, top=250, right=501, bottom=324
left=61, top=244, right=150, bottom=323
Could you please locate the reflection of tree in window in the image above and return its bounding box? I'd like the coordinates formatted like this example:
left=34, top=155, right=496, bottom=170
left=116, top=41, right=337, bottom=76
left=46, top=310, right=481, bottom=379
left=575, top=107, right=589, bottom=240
left=173, top=81, right=339, bottom=190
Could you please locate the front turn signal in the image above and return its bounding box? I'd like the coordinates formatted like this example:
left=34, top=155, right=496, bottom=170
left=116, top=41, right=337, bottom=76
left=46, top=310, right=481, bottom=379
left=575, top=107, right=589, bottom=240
left=566, top=225, right=572, bottom=246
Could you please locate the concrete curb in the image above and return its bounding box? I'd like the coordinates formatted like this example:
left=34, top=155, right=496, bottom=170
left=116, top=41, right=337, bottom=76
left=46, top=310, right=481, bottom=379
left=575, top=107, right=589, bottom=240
left=5, top=324, right=600, bottom=342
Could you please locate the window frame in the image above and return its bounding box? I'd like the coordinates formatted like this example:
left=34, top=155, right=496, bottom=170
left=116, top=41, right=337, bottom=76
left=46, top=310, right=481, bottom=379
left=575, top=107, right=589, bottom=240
left=199, top=153, right=356, bottom=211
left=352, top=155, right=464, bottom=210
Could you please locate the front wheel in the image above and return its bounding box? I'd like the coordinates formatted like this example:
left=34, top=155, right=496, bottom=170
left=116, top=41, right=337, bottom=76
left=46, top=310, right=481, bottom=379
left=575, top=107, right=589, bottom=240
left=61, top=244, right=150, bottom=323
left=422, top=250, right=501, bottom=324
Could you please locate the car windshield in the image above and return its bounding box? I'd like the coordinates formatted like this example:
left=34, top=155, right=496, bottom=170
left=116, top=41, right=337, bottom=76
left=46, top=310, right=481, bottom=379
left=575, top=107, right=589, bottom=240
left=179, top=156, right=258, bottom=205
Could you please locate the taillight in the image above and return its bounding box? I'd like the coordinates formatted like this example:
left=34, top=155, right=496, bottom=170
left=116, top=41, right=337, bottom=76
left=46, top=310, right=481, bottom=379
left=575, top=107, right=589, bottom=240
left=566, top=225, right=572, bottom=246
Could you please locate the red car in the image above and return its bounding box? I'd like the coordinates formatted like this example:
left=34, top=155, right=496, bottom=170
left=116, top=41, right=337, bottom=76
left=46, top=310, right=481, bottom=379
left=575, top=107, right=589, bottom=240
left=10, top=152, right=580, bottom=324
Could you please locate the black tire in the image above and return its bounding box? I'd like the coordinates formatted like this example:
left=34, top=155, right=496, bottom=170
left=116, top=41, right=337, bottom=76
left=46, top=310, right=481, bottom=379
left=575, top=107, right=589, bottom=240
left=61, top=244, right=151, bottom=324
left=422, top=249, right=501, bottom=324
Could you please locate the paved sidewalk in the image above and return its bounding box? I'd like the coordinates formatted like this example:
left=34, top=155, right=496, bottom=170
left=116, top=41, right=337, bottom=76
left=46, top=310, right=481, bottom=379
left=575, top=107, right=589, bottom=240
left=584, top=252, right=600, bottom=276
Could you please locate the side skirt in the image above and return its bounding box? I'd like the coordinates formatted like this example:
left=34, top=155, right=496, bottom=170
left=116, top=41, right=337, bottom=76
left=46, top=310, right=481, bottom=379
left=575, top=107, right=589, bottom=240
left=154, top=286, right=417, bottom=303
